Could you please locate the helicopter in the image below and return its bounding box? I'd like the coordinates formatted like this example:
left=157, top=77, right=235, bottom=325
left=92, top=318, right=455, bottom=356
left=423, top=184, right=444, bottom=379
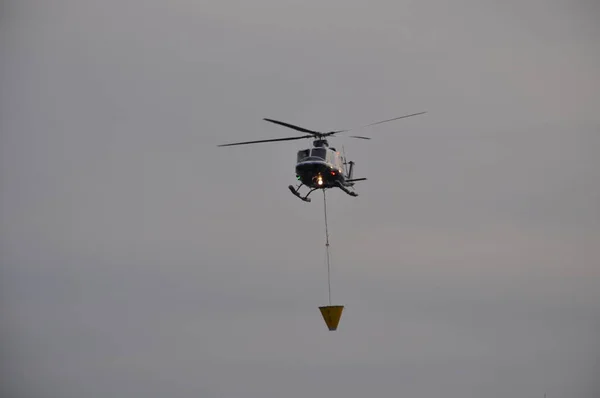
left=217, top=111, right=426, bottom=202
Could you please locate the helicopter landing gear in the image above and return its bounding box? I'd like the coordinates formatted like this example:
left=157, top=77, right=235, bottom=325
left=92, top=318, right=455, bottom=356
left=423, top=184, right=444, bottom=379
left=335, top=181, right=358, bottom=197
left=288, top=184, right=317, bottom=202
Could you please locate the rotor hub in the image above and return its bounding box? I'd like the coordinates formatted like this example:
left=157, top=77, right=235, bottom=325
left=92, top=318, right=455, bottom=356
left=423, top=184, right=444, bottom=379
left=313, top=139, right=329, bottom=147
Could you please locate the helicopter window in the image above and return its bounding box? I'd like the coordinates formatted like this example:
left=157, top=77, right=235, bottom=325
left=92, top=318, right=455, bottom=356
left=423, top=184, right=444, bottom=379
left=297, top=149, right=310, bottom=162
left=327, top=150, right=336, bottom=163
left=311, top=148, right=326, bottom=159
left=330, top=151, right=341, bottom=166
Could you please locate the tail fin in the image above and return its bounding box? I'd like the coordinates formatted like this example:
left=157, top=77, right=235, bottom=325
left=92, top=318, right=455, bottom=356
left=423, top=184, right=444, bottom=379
left=347, top=161, right=354, bottom=180
left=342, top=146, right=348, bottom=176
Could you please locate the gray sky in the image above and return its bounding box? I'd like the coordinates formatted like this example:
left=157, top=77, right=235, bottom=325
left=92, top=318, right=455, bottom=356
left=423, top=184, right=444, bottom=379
left=1, top=0, right=599, bottom=397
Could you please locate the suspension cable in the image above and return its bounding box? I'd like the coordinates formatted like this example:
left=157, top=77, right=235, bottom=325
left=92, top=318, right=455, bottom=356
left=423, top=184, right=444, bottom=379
left=323, top=189, right=332, bottom=306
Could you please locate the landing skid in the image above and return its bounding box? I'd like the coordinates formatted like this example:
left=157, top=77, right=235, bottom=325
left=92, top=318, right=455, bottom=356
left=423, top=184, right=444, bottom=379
left=288, top=181, right=359, bottom=202
left=335, top=181, right=358, bottom=197
left=288, top=184, right=317, bottom=202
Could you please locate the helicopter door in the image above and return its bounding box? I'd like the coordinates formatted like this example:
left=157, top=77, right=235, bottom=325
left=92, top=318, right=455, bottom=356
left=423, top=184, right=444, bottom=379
left=326, top=150, right=336, bottom=165
left=328, top=150, right=343, bottom=170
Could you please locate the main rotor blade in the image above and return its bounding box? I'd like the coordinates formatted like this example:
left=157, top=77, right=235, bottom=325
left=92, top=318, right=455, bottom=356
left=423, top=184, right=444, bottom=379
left=263, top=118, right=321, bottom=136
left=362, top=111, right=427, bottom=128
left=217, top=135, right=312, bottom=147
left=349, top=135, right=371, bottom=140
left=338, top=111, right=427, bottom=133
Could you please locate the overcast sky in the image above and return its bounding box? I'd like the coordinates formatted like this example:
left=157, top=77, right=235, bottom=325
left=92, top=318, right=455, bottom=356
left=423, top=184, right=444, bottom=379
left=1, top=1, right=599, bottom=397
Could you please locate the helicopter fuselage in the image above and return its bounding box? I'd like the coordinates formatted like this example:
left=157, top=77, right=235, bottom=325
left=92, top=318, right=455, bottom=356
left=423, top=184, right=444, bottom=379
left=295, top=144, right=346, bottom=189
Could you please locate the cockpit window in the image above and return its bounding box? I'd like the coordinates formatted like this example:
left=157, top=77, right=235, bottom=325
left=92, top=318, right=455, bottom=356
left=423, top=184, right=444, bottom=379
left=310, top=148, right=326, bottom=159
left=297, top=149, right=310, bottom=162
